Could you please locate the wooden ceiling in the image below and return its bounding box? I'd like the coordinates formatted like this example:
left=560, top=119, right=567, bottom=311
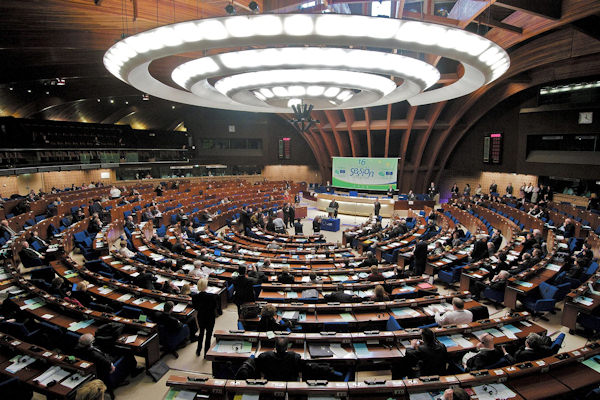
left=1, top=0, right=599, bottom=190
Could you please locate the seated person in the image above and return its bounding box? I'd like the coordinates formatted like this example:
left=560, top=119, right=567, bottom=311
left=277, top=266, right=295, bottom=284
left=0, top=219, right=17, bottom=239
left=74, top=333, right=141, bottom=393
left=472, top=270, right=510, bottom=300
left=358, top=251, right=378, bottom=269
left=75, top=379, right=107, bottom=400
left=48, top=277, right=69, bottom=298
left=470, top=236, right=489, bottom=262
left=266, top=241, right=281, bottom=250
left=393, top=328, right=447, bottom=378
left=442, top=388, right=471, bottom=400
left=118, top=241, right=136, bottom=258
left=87, top=214, right=102, bottom=234
left=124, top=216, right=136, bottom=231
left=256, top=304, right=281, bottom=332
left=256, top=337, right=301, bottom=381
left=324, top=284, right=357, bottom=303
left=19, top=240, right=45, bottom=266
left=503, top=332, right=551, bottom=363
left=370, top=284, right=390, bottom=302
left=366, top=265, right=385, bottom=282
left=171, top=237, right=186, bottom=254
left=27, top=230, right=48, bottom=252
left=133, top=268, right=158, bottom=290
left=462, top=333, right=503, bottom=371
left=435, top=297, right=473, bottom=326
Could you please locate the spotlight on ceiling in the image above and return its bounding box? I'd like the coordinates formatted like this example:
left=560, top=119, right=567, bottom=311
left=248, top=1, right=259, bottom=13
left=289, top=102, right=317, bottom=133
left=225, top=3, right=235, bottom=15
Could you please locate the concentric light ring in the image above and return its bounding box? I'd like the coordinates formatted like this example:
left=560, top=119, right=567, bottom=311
left=104, top=14, right=510, bottom=112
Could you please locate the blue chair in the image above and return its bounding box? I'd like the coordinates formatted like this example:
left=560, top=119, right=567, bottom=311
left=0, top=321, right=40, bottom=341
left=522, top=282, right=559, bottom=319
left=438, top=265, right=464, bottom=285
left=550, top=333, right=565, bottom=354
left=482, top=286, right=505, bottom=303
left=34, top=215, right=45, bottom=223
left=417, top=322, right=439, bottom=329
left=158, top=323, right=190, bottom=358
left=554, top=282, right=572, bottom=301
left=386, top=316, right=402, bottom=331
left=237, top=321, right=245, bottom=330
left=578, top=313, right=600, bottom=333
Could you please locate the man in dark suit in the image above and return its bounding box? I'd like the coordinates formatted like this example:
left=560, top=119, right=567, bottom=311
left=19, top=241, right=45, bottom=266
left=490, top=230, right=502, bottom=251
left=124, top=216, right=136, bottom=231
left=374, top=199, right=381, bottom=217
left=88, top=199, right=102, bottom=216
left=472, top=270, right=510, bottom=300
left=0, top=219, right=17, bottom=239
left=393, top=328, right=447, bottom=378
left=503, top=333, right=550, bottom=363
left=27, top=230, right=48, bottom=251
left=293, top=219, right=303, bottom=235
left=232, top=266, right=256, bottom=312
left=324, top=284, right=356, bottom=303
left=257, top=338, right=301, bottom=381
left=240, top=206, right=252, bottom=233
left=412, top=241, right=428, bottom=276
left=470, top=237, right=489, bottom=262
left=328, top=199, right=339, bottom=218
left=463, top=333, right=503, bottom=371
left=561, top=218, right=576, bottom=238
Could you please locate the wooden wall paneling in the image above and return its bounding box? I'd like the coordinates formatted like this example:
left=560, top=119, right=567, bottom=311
left=398, top=106, right=417, bottom=190
left=323, top=110, right=347, bottom=157
left=342, top=109, right=358, bottom=157
left=411, top=101, right=446, bottom=192
left=364, top=108, right=373, bottom=157
left=316, top=121, right=338, bottom=158
left=431, top=52, right=600, bottom=185
left=384, top=104, right=392, bottom=157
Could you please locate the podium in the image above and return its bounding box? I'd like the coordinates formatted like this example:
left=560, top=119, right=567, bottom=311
left=321, top=218, right=340, bottom=232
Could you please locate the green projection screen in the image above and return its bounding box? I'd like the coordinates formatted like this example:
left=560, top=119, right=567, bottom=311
left=332, top=157, right=398, bottom=191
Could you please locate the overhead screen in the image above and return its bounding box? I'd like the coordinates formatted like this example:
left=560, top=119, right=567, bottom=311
left=332, top=157, right=398, bottom=191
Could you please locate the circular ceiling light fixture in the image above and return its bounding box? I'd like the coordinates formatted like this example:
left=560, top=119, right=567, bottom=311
left=103, top=14, right=510, bottom=113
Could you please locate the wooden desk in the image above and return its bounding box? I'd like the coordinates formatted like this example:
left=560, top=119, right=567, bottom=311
left=550, top=359, right=600, bottom=391
left=508, top=374, right=571, bottom=400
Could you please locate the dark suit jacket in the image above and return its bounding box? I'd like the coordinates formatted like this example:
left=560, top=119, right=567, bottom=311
left=19, top=247, right=43, bottom=266
left=232, top=275, right=255, bottom=305
left=466, top=348, right=503, bottom=371
left=471, top=240, right=489, bottom=262
left=191, top=292, right=218, bottom=326
left=406, top=341, right=447, bottom=376
left=413, top=242, right=428, bottom=275
left=74, top=344, right=113, bottom=382
left=257, top=350, right=301, bottom=381
left=325, top=290, right=356, bottom=303
left=278, top=272, right=295, bottom=284
left=563, top=223, right=575, bottom=238
left=157, top=313, right=183, bottom=332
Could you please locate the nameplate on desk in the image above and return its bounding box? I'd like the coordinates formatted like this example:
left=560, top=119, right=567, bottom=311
left=320, top=331, right=336, bottom=336
left=327, top=302, right=340, bottom=305
left=246, top=379, right=267, bottom=385
left=306, top=380, right=328, bottom=386
left=364, top=379, right=386, bottom=385
left=364, top=330, right=380, bottom=335
left=420, top=375, right=439, bottom=382
left=229, top=329, right=245, bottom=333
left=470, top=370, right=489, bottom=377
left=187, top=376, right=208, bottom=383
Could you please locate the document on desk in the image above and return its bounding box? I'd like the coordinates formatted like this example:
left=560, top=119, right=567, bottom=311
left=116, top=294, right=133, bottom=302
left=215, top=340, right=252, bottom=354
left=472, top=383, right=516, bottom=400
left=515, top=280, right=533, bottom=288
left=68, top=319, right=95, bottom=332
left=61, top=373, right=90, bottom=389
left=353, top=342, right=371, bottom=356
left=330, top=343, right=352, bottom=358
left=437, top=336, right=458, bottom=348
left=5, top=355, right=36, bottom=373
left=545, top=263, right=561, bottom=271
left=173, top=303, right=187, bottom=313
left=340, top=313, right=355, bottom=322
left=391, top=307, right=420, bottom=317
left=125, top=335, right=138, bottom=344
left=500, top=326, right=517, bottom=340
left=450, top=334, right=473, bottom=348
left=574, top=296, right=594, bottom=306
left=582, top=356, right=600, bottom=374
left=153, top=302, right=165, bottom=311
left=34, top=365, right=71, bottom=387
left=286, top=292, right=298, bottom=299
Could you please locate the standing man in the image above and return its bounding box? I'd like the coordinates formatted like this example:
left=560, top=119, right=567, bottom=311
left=427, top=182, right=438, bottom=203
left=489, top=181, right=498, bottom=195
left=387, top=184, right=395, bottom=199
left=374, top=198, right=381, bottom=217
left=506, top=182, right=513, bottom=197
left=283, top=203, right=291, bottom=228
left=328, top=198, right=339, bottom=218
left=288, top=203, right=295, bottom=228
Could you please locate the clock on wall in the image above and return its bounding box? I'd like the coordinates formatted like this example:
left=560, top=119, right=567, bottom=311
left=579, top=111, right=593, bottom=124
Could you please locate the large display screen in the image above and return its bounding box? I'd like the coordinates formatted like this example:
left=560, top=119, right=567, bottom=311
left=332, top=157, right=398, bottom=191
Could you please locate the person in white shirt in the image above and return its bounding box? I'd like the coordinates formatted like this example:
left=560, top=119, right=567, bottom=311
left=273, top=216, right=286, bottom=233
left=109, top=186, right=121, bottom=199
left=435, top=297, right=473, bottom=326
left=266, top=241, right=281, bottom=250
left=118, top=241, right=136, bottom=258
left=188, top=260, right=205, bottom=279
